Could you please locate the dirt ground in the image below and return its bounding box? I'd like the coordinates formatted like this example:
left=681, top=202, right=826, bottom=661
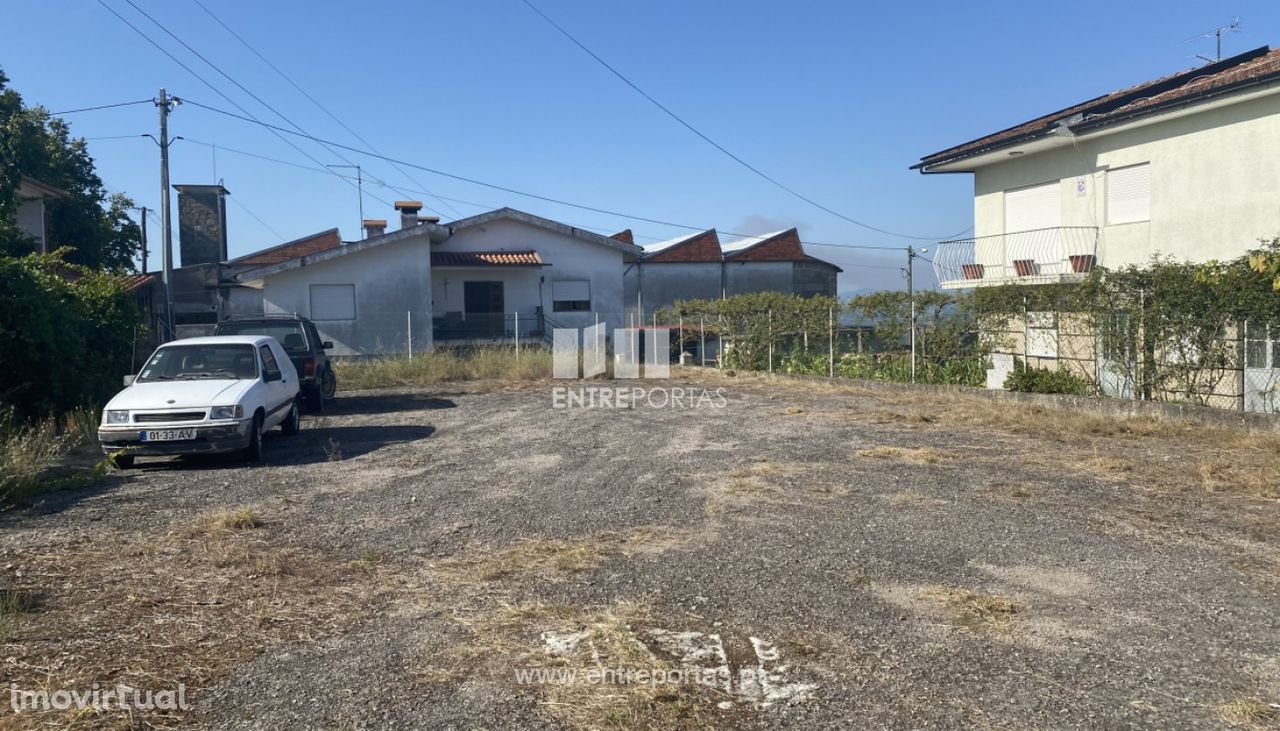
left=2, top=372, right=1279, bottom=730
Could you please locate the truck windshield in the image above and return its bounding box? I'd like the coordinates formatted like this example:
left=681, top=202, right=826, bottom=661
left=137, top=344, right=259, bottom=382
left=217, top=321, right=308, bottom=353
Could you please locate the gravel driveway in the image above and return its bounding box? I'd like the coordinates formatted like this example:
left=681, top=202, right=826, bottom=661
left=3, top=374, right=1279, bottom=730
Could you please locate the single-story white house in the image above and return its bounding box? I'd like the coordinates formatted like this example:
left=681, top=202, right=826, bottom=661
left=232, top=205, right=643, bottom=356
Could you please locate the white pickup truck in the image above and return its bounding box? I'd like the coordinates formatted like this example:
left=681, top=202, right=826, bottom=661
left=98, top=335, right=301, bottom=468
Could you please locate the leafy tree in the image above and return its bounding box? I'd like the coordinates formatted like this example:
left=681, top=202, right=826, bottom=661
left=0, top=67, right=140, bottom=270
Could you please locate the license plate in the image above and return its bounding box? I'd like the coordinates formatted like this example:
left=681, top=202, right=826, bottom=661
left=139, top=429, right=196, bottom=442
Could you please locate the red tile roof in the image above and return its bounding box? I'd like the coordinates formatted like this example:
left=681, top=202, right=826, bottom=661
left=723, top=229, right=805, bottom=262
left=431, top=250, right=544, bottom=267
left=917, top=46, right=1280, bottom=170
left=230, top=228, right=342, bottom=266
left=643, top=229, right=722, bottom=263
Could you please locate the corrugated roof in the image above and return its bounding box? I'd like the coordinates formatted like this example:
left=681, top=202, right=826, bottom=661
left=431, top=250, right=544, bottom=267
left=723, top=229, right=805, bottom=261
left=916, top=46, right=1280, bottom=170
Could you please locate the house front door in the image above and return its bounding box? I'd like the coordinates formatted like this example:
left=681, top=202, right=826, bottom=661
left=463, top=281, right=504, bottom=338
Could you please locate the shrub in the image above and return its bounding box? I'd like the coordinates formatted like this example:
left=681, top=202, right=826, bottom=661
left=1003, top=359, right=1092, bottom=395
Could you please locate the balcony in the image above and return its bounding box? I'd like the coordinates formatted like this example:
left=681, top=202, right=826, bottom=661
left=932, top=227, right=1100, bottom=289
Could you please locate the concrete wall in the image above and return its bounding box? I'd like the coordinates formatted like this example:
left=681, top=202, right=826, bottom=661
left=725, top=261, right=793, bottom=296
left=973, top=87, right=1280, bottom=267
left=259, top=234, right=433, bottom=356
left=624, top=262, right=723, bottom=318
left=792, top=260, right=839, bottom=297
left=440, top=218, right=629, bottom=335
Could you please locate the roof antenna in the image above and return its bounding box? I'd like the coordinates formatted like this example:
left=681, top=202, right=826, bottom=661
left=1185, top=17, right=1241, bottom=64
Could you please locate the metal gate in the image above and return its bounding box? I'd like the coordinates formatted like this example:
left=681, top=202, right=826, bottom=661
left=1244, top=321, right=1280, bottom=414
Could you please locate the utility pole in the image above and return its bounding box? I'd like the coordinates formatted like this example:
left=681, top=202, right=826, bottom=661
left=326, top=164, right=364, bottom=237
left=157, top=88, right=177, bottom=342
left=906, top=245, right=916, bottom=383
left=135, top=206, right=149, bottom=273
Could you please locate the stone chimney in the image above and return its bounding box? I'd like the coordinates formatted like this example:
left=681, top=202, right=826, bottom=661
left=394, top=200, right=423, bottom=230
left=174, top=184, right=230, bottom=266
left=362, top=219, right=387, bottom=239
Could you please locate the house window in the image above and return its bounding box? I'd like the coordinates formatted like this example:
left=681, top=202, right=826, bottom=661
left=1004, top=180, right=1061, bottom=233
left=1107, top=163, right=1151, bottom=225
left=552, top=280, right=591, bottom=312
left=310, top=284, right=356, bottom=321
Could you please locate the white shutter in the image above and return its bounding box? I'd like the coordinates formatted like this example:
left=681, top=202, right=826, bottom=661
left=552, top=280, right=590, bottom=302
left=1004, top=181, right=1061, bottom=233
left=1107, top=163, right=1150, bottom=225
left=310, top=284, right=356, bottom=321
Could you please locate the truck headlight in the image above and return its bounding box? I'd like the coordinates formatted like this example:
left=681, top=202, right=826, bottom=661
left=210, top=405, right=243, bottom=420
left=106, top=410, right=130, bottom=424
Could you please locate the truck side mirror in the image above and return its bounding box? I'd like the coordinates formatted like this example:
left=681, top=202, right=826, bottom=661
left=122, top=375, right=135, bottom=387
left=322, top=341, right=333, bottom=350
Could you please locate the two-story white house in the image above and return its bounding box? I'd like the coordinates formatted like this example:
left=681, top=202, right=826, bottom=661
left=914, top=45, right=1280, bottom=408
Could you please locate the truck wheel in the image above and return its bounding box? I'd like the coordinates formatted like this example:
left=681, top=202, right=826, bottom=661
left=281, top=400, right=300, bottom=435
left=244, top=414, right=263, bottom=462
left=305, top=388, right=324, bottom=414
left=321, top=368, right=337, bottom=400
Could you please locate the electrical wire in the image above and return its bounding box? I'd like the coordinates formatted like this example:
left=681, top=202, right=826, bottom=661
left=227, top=195, right=285, bottom=240
left=519, top=0, right=968, bottom=242
left=188, top=0, right=462, bottom=218
left=49, top=99, right=154, bottom=115
left=179, top=97, right=914, bottom=252
left=95, top=0, right=394, bottom=209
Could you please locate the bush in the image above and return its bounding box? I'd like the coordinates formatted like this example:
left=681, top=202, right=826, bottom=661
left=0, top=252, right=141, bottom=419
left=1003, top=359, right=1092, bottom=395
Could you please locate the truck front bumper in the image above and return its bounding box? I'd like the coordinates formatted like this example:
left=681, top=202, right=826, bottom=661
left=98, top=420, right=253, bottom=456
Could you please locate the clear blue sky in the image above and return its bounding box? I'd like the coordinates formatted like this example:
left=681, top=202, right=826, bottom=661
left=2, top=1, right=1277, bottom=291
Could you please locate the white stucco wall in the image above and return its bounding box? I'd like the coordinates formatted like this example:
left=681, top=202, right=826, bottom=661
left=436, top=218, right=630, bottom=335
left=973, top=87, right=1280, bottom=268
left=258, top=233, right=433, bottom=356
left=16, top=199, right=46, bottom=251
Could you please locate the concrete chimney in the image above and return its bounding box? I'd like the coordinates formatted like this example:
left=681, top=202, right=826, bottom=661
left=363, top=219, right=387, bottom=239
left=174, top=184, right=230, bottom=266
left=418, top=215, right=440, bottom=225
left=394, top=200, right=423, bottom=230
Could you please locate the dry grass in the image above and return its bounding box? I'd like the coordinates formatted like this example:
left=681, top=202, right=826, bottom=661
left=920, top=586, right=1025, bottom=630
left=1219, top=698, right=1278, bottom=728
left=0, top=510, right=381, bottom=730
left=857, top=446, right=955, bottom=464
left=430, top=528, right=683, bottom=584
left=337, top=347, right=551, bottom=391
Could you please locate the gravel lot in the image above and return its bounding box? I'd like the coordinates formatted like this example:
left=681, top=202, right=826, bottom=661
left=3, top=373, right=1279, bottom=730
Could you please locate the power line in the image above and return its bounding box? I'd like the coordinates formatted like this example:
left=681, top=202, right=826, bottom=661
left=188, top=0, right=462, bottom=218
left=227, top=194, right=284, bottom=240
left=179, top=97, right=912, bottom=252
left=49, top=99, right=155, bottom=115
left=83, top=133, right=149, bottom=141
left=95, top=0, right=391, bottom=210
left=518, top=0, right=966, bottom=242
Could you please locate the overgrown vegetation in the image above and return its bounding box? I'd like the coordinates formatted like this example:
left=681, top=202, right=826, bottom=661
left=0, top=404, right=105, bottom=505
left=1002, top=358, right=1092, bottom=395
left=335, top=347, right=551, bottom=390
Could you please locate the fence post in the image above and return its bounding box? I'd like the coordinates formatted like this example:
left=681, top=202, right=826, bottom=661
left=678, top=314, right=684, bottom=365
left=828, top=306, right=834, bottom=378
left=407, top=310, right=413, bottom=359
left=700, top=315, right=706, bottom=367
left=515, top=311, right=520, bottom=359
left=768, top=309, right=774, bottom=374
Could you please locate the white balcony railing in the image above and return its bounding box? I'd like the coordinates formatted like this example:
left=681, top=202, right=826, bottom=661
left=932, top=227, right=1100, bottom=289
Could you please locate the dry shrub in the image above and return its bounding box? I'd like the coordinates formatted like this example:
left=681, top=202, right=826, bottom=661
left=920, top=586, right=1024, bottom=630
left=0, top=512, right=380, bottom=730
